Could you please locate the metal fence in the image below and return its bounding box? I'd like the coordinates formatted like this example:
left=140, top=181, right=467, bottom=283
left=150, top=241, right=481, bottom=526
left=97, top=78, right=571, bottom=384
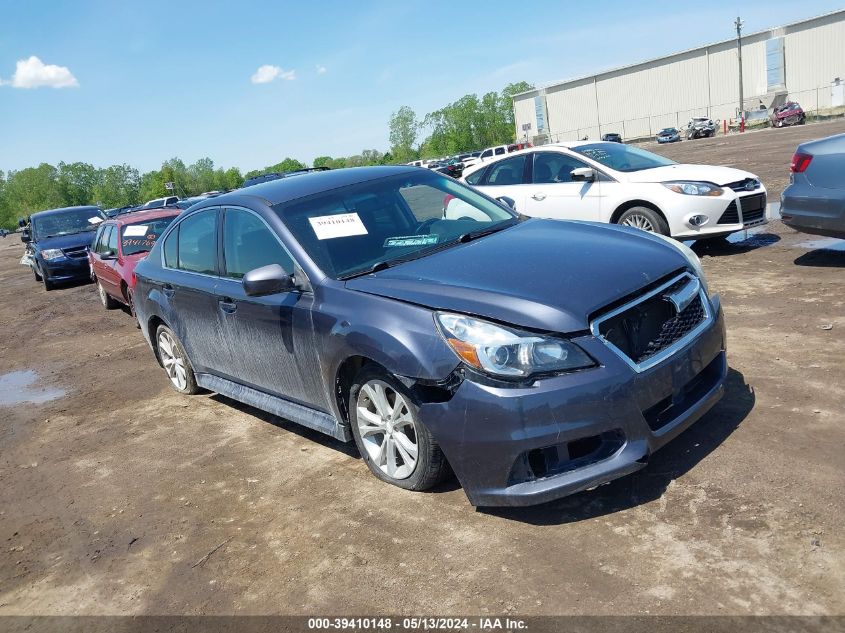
left=529, top=84, right=845, bottom=145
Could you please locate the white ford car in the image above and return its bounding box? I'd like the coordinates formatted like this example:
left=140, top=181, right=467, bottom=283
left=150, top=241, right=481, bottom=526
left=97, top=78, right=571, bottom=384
left=457, top=142, right=768, bottom=240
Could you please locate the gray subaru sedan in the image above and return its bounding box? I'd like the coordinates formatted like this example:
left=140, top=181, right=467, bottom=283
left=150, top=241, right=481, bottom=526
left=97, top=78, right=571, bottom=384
left=133, top=166, right=727, bottom=507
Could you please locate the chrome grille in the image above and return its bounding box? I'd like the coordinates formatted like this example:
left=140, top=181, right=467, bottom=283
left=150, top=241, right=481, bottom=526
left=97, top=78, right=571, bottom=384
left=62, top=246, right=89, bottom=259
left=591, top=273, right=711, bottom=372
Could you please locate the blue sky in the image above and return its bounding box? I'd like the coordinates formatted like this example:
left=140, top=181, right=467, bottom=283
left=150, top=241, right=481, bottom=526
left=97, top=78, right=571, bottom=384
left=0, top=0, right=841, bottom=174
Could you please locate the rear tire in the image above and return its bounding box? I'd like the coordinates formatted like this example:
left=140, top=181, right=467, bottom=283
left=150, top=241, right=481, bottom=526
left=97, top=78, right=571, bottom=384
left=97, top=280, right=119, bottom=309
left=349, top=365, right=450, bottom=492
left=155, top=325, right=200, bottom=395
left=617, top=206, right=670, bottom=236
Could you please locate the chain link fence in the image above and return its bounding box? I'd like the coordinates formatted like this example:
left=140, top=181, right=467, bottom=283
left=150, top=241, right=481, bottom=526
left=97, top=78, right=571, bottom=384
left=529, top=84, right=845, bottom=145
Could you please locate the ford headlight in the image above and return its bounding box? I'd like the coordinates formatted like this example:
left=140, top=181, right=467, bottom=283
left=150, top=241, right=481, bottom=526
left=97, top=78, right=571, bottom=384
left=662, top=181, right=723, bottom=196
left=435, top=313, right=594, bottom=378
left=41, top=249, right=65, bottom=260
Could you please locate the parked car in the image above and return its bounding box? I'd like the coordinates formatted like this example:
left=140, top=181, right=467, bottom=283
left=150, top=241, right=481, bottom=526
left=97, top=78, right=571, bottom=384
left=104, top=205, right=135, bottom=218
left=601, top=133, right=623, bottom=143
left=133, top=166, right=726, bottom=507
left=686, top=117, right=716, bottom=139
left=142, top=196, right=179, bottom=210
left=459, top=141, right=767, bottom=240
left=656, top=128, right=681, bottom=144
left=780, top=132, right=845, bottom=239
left=0, top=228, right=8, bottom=238
left=88, top=208, right=181, bottom=313
left=771, top=101, right=806, bottom=128
left=21, top=206, right=106, bottom=290
left=433, top=158, right=464, bottom=179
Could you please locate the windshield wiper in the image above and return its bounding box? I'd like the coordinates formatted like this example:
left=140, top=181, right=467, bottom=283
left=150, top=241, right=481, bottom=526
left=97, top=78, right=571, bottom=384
left=456, top=221, right=516, bottom=243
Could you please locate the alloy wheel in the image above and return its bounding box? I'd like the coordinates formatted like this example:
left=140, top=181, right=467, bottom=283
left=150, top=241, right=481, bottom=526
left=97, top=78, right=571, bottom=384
left=356, top=380, right=418, bottom=480
left=158, top=330, right=188, bottom=391
left=621, top=213, right=656, bottom=232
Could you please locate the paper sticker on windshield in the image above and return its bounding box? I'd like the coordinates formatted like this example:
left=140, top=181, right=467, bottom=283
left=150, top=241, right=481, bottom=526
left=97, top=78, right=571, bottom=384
left=123, top=225, right=148, bottom=237
left=308, top=213, right=368, bottom=240
left=88, top=216, right=103, bottom=224
left=384, top=235, right=439, bottom=248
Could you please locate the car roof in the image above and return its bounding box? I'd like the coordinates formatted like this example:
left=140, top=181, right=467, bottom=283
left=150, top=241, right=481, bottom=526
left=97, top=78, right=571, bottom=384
left=197, top=166, right=419, bottom=208
left=108, top=207, right=182, bottom=225
left=30, top=205, right=102, bottom=219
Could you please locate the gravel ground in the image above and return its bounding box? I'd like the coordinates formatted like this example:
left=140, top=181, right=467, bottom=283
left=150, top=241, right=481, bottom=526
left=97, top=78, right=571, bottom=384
left=1, top=121, right=843, bottom=616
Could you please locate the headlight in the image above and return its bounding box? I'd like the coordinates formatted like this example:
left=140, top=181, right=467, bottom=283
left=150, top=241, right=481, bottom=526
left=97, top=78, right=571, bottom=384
left=662, top=181, right=723, bottom=196
left=435, top=313, right=594, bottom=378
left=41, top=249, right=64, bottom=260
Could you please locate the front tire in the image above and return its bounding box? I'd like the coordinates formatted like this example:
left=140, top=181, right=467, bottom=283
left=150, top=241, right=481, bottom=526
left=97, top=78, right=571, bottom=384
left=33, top=267, right=42, bottom=282
left=349, top=366, right=449, bottom=491
left=617, top=206, right=670, bottom=236
left=155, top=325, right=200, bottom=394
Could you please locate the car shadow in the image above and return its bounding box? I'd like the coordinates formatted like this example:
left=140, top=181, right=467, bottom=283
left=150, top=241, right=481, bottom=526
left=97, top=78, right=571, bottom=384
left=479, top=367, right=754, bottom=525
left=794, top=247, right=845, bottom=268
left=691, top=233, right=780, bottom=256
left=51, top=278, right=93, bottom=291
left=208, top=393, right=360, bottom=458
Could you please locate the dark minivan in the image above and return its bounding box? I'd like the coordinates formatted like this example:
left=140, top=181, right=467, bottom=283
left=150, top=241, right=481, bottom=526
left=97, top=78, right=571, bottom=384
left=22, top=205, right=107, bottom=290
left=134, top=167, right=727, bottom=506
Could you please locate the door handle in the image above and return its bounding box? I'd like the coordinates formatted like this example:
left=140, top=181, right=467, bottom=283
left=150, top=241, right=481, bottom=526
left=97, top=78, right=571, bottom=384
left=162, top=283, right=175, bottom=298
left=531, top=192, right=546, bottom=201
left=218, top=297, right=237, bottom=314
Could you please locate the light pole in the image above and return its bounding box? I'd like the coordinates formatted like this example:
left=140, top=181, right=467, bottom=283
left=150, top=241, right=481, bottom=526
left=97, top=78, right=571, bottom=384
left=735, top=16, right=744, bottom=131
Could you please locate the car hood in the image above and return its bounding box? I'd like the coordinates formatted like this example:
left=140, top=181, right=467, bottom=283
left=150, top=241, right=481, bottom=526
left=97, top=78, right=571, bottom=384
left=35, top=231, right=97, bottom=251
left=345, top=219, right=689, bottom=333
left=623, top=164, right=757, bottom=185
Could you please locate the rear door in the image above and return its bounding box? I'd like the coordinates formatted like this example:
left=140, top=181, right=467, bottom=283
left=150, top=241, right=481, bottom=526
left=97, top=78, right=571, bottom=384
left=474, top=153, right=531, bottom=211
left=521, top=151, right=602, bottom=221
left=214, top=207, right=326, bottom=408
left=159, top=208, right=224, bottom=375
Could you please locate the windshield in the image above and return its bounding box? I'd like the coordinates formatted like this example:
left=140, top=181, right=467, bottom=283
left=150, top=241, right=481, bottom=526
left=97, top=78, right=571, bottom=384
left=275, top=170, right=517, bottom=279
left=573, top=143, right=676, bottom=173
left=32, top=209, right=105, bottom=239
left=120, top=217, right=177, bottom=256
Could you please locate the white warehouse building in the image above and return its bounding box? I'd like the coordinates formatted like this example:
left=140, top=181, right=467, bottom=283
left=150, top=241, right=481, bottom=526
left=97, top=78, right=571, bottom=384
left=512, top=9, right=845, bottom=143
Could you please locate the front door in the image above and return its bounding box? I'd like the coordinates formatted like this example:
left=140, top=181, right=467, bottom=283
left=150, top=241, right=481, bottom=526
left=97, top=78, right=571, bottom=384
left=215, top=207, right=326, bottom=410
left=475, top=153, right=531, bottom=211
left=521, top=151, right=603, bottom=222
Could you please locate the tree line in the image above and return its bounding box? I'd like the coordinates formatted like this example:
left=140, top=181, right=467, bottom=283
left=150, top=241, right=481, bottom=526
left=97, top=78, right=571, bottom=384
left=0, top=81, right=532, bottom=230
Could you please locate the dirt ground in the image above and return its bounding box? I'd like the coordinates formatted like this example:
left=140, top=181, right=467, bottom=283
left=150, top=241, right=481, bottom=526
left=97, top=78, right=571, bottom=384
left=1, top=122, right=844, bottom=617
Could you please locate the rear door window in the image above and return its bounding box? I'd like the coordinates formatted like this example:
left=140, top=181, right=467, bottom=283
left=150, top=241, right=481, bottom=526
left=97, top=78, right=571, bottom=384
left=176, top=209, right=218, bottom=275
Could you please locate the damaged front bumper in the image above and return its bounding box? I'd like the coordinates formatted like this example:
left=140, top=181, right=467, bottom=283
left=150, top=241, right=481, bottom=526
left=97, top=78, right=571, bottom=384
left=419, top=296, right=727, bottom=507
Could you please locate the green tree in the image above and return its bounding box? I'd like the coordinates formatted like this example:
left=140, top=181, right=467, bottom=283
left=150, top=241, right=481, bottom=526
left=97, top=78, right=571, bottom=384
left=388, top=106, right=419, bottom=163
left=313, top=156, right=334, bottom=169
left=267, top=158, right=307, bottom=173
left=2, top=164, right=64, bottom=219
left=93, top=164, right=140, bottom=209
left=57, top=161, right=101, bottom=207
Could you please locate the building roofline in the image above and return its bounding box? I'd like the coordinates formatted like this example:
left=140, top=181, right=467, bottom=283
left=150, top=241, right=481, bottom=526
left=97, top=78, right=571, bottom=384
left=512, top=8, right=845, bottom=100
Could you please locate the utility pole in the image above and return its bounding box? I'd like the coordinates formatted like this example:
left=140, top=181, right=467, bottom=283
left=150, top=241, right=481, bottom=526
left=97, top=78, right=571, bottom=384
left=735, top=17, right=744, bottom=131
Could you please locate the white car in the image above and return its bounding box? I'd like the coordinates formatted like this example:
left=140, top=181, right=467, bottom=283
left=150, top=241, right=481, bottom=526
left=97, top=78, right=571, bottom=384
left=457, top=141, right=768, bottom=240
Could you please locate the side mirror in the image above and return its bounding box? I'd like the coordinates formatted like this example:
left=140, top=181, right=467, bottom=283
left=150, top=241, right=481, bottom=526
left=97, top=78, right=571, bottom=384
left=571, top=167, right=596, bottom=182
left=18, top=217, right=27, bottom=228
left=101, top=249, right=116, bottom=260
left=20, top=230, right=31, bottom=243
left=243, top=263, right=295, bottom=297
left=496, top=196, right=516, bottom=210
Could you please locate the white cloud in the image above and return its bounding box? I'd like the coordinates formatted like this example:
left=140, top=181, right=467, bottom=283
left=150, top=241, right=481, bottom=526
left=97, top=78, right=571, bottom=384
left=7, top=56, right=78, bottom=89
left=316, top=64, right=327, bottom=75
left=250, top=64, right=296, bottom=84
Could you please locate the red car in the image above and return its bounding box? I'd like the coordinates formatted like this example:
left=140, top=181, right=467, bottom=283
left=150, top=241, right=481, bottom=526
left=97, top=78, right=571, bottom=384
left=88, top=208, right=181, bottom=314
left=771, top=101, right=806, bottom=127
